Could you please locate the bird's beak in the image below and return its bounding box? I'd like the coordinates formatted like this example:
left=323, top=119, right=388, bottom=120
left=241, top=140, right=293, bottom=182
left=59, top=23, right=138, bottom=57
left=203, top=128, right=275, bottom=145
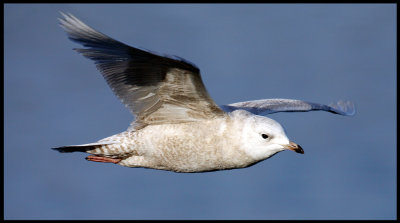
left=283, top=141, right=304, bottom=154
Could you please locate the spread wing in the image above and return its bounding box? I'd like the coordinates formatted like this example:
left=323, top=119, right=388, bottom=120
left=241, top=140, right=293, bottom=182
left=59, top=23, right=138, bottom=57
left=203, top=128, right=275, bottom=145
left=221, top=99, right=355, bottom=116
left=59, top=13, right=225, bottom=129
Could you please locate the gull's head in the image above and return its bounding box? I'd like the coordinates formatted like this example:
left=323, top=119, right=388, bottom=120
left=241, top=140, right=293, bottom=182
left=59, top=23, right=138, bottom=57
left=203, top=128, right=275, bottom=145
left=230, top=110, right=304, bottom=161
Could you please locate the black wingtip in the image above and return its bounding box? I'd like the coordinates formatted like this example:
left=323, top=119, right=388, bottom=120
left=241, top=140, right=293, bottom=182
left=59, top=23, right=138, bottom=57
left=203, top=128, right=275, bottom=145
left=329, top=100, right=356, bottom=116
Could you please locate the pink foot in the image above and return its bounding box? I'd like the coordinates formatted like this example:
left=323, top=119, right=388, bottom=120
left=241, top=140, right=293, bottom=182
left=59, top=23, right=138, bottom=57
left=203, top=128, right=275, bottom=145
left=86, top=155, right=121, bottom=164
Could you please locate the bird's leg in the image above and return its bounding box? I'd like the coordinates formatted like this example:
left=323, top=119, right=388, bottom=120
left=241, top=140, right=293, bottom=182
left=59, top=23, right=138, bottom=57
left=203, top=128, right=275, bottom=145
left=86, top=155, right=121, bottom=164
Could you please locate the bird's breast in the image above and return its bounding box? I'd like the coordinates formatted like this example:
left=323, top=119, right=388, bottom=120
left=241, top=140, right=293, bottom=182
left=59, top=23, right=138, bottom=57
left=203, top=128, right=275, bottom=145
left=138, top=119, right=255, bottom=172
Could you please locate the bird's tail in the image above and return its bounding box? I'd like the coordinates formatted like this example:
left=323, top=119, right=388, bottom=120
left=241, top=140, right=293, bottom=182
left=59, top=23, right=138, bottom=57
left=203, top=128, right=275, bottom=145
left=52, top=142, right=123, bottom=164
left=52, top=145, right=95, bottom=153
left=52, top=141, right=118, bottom=153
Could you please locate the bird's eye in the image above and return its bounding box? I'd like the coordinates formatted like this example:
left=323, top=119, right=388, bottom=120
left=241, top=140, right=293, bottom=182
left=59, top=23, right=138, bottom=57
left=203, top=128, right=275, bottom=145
left=261, top=134, right=269, bottom=139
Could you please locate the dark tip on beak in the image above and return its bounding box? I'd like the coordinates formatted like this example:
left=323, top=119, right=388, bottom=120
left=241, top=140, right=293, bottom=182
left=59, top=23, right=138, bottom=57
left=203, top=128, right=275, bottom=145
left=294, top=144, right=304, bottom=154
left=285, top=141, right=304, bottom=154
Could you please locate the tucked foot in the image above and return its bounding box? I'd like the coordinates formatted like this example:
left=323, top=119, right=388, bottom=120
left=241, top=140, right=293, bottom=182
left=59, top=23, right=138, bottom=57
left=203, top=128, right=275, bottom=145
left=86, top=155, right=122, bottom=164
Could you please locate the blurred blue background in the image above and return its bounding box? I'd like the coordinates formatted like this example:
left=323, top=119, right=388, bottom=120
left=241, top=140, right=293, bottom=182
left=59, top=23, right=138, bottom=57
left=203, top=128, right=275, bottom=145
left=4, top=4, right=396, bottom=220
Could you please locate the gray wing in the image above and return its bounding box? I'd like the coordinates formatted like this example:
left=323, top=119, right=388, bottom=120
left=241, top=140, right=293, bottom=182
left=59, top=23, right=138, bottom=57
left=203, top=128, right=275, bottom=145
left=221, top=99, right=355, bottom=116
left=59, top=13, right=225, bottom=129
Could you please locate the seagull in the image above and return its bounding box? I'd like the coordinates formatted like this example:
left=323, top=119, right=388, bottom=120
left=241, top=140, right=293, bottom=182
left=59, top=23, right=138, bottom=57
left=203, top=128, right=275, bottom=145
left=53, top=13, right=355, bottom=173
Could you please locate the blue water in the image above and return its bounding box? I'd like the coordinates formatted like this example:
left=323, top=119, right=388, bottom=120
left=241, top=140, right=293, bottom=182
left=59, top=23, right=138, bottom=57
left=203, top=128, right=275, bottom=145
left=4, top=4, right=396, bottom=220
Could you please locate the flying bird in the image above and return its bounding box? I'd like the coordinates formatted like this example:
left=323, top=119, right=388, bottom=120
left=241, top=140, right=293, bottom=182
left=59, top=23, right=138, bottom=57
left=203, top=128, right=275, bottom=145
left=53, top=13, right=355, bottom=173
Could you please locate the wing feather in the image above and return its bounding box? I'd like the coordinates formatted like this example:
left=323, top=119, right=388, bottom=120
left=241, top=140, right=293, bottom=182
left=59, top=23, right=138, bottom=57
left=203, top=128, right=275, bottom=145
left=59, top=13, right=225, bottom=129
left=221, top=99, right=355, bottom=116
